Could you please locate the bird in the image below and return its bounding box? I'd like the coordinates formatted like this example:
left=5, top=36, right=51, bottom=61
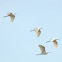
left=37, top=45, right=50, bottom=55
left=4, top=12, right=15, bottom=22
left=46, top=38, right=58, bottom=48
left=30, top=28, right=42, bottom=37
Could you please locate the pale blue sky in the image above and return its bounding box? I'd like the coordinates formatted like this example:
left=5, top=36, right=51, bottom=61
left=0, top=0, right=62, bottom=62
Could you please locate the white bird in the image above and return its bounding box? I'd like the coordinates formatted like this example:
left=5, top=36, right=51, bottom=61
left=30, top=28, right=42, bottom=37
left=4, top=12, right=15, bottom=22
left=37, top=45, right=50, bottom=55
left=46, top=38, right=58, bottom=48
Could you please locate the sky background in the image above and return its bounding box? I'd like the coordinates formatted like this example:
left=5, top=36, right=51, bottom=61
left=0, top=0, right=62, bottom=62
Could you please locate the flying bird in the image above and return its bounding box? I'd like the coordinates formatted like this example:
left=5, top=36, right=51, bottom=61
left=4, top=12, right=15, bottom=22
left=46, top=38, right=58, bottom=48
left=30, top=28, right=42, bottom=37
left=37, top=45, right=50, bottom=55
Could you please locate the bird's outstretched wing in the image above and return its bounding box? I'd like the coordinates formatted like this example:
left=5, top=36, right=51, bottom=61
left=39, top=45, right=45, bottom=53
left=53, top=40, right=58, bottom=48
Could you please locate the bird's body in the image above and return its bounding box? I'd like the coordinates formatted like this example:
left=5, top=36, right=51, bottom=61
left=30, top=28, right=42, bottom=37
left=46, top=38, right=58, bottom=48
left=37, top=45, right=50, bottom=55
left=4, top=12, right=15, bottom=22
left=37, top=28, right=41, bottom=37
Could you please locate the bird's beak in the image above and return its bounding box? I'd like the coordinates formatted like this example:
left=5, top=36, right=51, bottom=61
left=46, top=41, right=50, bottom=43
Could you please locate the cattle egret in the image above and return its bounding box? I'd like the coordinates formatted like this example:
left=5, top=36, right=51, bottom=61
left=46, top=38, right=58, bottom=48
left=4, top=12, right=15, bottom=22
left=37, top=45, right=50, bottom=55
left=30, top=28, right=42, bottom=37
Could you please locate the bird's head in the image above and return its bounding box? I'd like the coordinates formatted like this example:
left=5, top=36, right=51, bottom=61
left=10, top=12, right=13, bottom=14
left=38, top=45, right=41, bottom=47
left=51, top=38, right=59, bottom=41
left=37, top=28, right=43, bottom=31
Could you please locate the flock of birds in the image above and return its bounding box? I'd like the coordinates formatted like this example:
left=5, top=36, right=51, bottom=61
left=3, top=12, right=59, bottom=55
left=30, top=28, right=58, bottom=55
